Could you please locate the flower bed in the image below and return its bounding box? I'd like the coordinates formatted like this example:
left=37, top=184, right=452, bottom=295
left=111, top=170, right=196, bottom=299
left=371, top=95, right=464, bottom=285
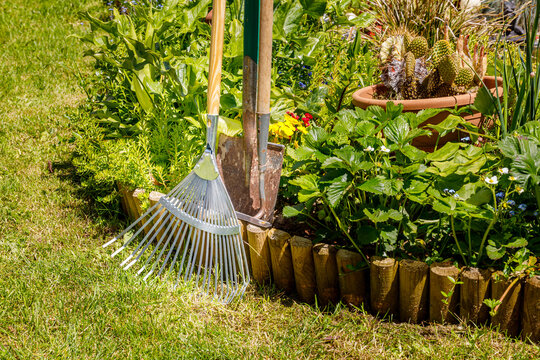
left=118, top=185, right=539, bottom=341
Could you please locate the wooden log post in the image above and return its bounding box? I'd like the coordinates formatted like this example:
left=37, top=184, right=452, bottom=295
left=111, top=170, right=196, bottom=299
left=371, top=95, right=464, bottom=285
left=148, top=191, right=168, bottom=242
left=491, top=272, right=522, bottom=337
left=522, top=275, right=540, bottom=342
left=312, top=243, right=339, bottom=306
left=399, top=259, right=429, bottom=323
left=116, top=182, right=129, bottom=218
left=238, top=220, right=252, bottom=274
left=370, top=257, right=399, bottom=317
left=336, top=249, right=368, bottom=308
left=290, top=236, right=316, bottom=303
left=460, top=267, right=492, bottom=325
left=429, top=262, right=460, bottom=323
left=132, top=189, right=152, bottom=235
left=268, top=229, right=295, bottom=293
left=247, top=224, right=271, bottom=284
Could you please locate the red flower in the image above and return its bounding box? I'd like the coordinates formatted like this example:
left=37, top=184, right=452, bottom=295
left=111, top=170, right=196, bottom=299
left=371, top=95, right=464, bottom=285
left=304, top=113, right=313, bottom=120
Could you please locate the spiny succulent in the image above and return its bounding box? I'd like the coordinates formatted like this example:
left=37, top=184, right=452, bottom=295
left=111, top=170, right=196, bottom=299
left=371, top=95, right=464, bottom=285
left=455, top=67, right=474, bottom=87
left=375, top=33, right=488, bottom=101
left=408, top=36, right=429, bottom=58
left=431, top=40, right=453, bottom=67
left=404, top=52, right=416, bottom=78
left=438, top=53, right=459, bottom=85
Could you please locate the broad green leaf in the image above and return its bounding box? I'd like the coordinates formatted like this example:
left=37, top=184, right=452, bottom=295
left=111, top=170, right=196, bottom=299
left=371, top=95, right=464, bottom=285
left=474, top=85, right=497, bottom=116
left=283, top=205, right=302, bottom=217
left=131, top=74, right=153, bottom=113
left=486, top=244, right=506, bottom=260
left=426, top=142, right=461, bottom=162
left=326, top=174, right=350, bottom=207
left=218, top=116, right=242, bottom=137
left=506, top=238, right=528, bottom=249
left=356, top=226, right=378, bottom=245
left=290, top=174, right=319, bottom=191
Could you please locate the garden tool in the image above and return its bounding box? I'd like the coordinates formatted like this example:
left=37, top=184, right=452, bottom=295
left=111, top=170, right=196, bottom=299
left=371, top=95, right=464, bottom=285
left=103, top=0, right=250, bottom=303
left=216, top=0, right=284, bottom=227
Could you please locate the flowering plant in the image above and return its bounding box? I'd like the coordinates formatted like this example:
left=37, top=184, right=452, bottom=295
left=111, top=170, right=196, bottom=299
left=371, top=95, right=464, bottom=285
left=269, top=111, right=312, bottom=144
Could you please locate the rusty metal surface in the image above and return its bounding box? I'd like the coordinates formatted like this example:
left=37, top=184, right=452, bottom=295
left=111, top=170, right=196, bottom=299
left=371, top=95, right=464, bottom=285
left=217, top=135, right=284, bottom=223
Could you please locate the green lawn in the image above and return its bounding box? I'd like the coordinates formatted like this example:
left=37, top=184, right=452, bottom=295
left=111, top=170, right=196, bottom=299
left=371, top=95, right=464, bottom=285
left=0, top=0, right=538, bottom=358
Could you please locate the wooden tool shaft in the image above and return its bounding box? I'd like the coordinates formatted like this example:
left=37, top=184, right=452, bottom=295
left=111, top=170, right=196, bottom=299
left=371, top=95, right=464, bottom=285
left=207, top=0, right=226, bottom=115
left=257, top=0, right=273, bottom=114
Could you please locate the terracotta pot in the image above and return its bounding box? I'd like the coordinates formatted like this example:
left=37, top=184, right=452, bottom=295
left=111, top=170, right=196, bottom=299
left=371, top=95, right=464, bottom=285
left=351, top=76, right=503, bottom=151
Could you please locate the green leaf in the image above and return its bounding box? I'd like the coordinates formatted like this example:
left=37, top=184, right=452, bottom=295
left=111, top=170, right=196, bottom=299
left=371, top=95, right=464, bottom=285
left=283, top=205, right=302, bottom=217
left=486, top=244, right=506, bottom=260
left=299, top=0, right=327, bottom=18
left=131, top=74, right=153, bottom=113
left=384, top=116, right=410, bottom=145
left=290, top=174, right=319, bottom=191
left=356, top=226, right=378, bottom=245
left=326, top=174, right=350, bottom=207
left=218, top=116, right=242, bottom=137
left=474, top=85, right=497, bottom=116
left=426, top=142, right=461, bottom=162
left=506, top=238, right=528, bottom=249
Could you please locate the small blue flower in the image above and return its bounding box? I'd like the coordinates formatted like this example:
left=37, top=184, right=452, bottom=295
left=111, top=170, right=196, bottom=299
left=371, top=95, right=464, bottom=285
left=534, top=211, right=539, bottom=216
left=448, top=189, right=456, bottom=195
left=518, top=204, right=527, bottom=211
left=108, top=7, right=114, bottom=11
left=461, top=136, right=471, bottom=142
left=509, top=210, right=516, bottom=216
left=287, top=81, right=292, bottom=85
left=322, top=80, right=328, bottom=85
left=107, top=1, right=113, bottom=5
left=308, top=71, right=312, bottom=76
left=298, top=81, right=306, bottom=89
left=507, top=200, right=516, bottom=206
left=496, top=191, right=505, bottom=199
left=443, top=188, right=449, bottom=194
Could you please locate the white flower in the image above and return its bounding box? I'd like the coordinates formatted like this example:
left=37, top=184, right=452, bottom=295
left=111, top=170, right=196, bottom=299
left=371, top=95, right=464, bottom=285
left=379, top=145, right=390, bottom=153
left=498, top=167, right=509, bottom=174
left=364, top=146, right=374, bottom=152
left=453, top=193, right=460, bottom=199
left=509, top=175, right=517, bottom=181
left=516, top=185, right=525, bottom=194
left=485, top=176, right=498, bottom=185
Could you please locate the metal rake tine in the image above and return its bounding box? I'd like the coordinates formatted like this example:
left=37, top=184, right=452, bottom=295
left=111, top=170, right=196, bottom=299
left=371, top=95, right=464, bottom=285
left=122, top=210, right=176, bottom=269
left=151, top=219, right=186, bottom=281
left=136, top=212, right=180, bottom=276
left=118, top=207, right=173, bottom=267
left=103, top=202, right=159, bottom=249
left=164, top=179, right=206, bottom=283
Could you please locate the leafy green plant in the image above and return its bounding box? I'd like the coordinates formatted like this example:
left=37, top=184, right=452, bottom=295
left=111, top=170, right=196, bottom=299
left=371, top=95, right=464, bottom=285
left=283, top=103, right=441, bottom=261
left=474, top=0, right=540, bottom=137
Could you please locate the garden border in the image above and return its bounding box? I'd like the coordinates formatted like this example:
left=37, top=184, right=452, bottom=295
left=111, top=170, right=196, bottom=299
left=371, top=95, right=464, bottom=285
left=118, top=184, right=539, bottom=342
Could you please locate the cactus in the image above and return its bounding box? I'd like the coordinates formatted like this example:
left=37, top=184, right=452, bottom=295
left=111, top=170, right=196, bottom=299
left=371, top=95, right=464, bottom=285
left=376, top=34, right=487, bottom=100
left=437, top=54, right=459, bottom=85
left=408, top=36, right=429, bottom=58
left=455, top=67, right=474, bottom=87
left=431, top=40, right=453, bottom=67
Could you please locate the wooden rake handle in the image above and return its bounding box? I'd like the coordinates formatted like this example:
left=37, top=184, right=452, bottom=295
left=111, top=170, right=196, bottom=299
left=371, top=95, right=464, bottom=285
left=207, top=0, right=226, bottom=116
left=257, top=0, right=273, bottom=114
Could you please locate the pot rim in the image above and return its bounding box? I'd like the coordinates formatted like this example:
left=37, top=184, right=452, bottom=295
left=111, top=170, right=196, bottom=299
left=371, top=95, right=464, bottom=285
left=352, top=76, right=504, bottom=111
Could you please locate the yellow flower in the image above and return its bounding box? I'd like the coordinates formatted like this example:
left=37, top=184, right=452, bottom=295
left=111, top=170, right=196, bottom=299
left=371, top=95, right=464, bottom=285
left=284, top=114, right=301, bottom=127
left=509, top=175, right=517, bottom=181
left=297, top=125, right=307, bottom=134
left=516, top=185, right=524, bottom=194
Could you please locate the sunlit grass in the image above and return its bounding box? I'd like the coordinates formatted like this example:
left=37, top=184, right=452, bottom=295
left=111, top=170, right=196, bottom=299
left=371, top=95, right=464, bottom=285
left=0, top=0, right=538, bottom=358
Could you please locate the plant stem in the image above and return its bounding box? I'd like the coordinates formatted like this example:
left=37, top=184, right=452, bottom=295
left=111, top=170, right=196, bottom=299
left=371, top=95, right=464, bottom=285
left=476, top=188, right=499, bottom=266
left=324, top=199, right=369, bottom=265
left=450, top=215, right=467, bottom=266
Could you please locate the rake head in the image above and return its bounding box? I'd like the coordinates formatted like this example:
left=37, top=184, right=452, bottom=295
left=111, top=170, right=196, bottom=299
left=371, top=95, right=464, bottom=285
left=103, top=117, right=250, bottom=303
